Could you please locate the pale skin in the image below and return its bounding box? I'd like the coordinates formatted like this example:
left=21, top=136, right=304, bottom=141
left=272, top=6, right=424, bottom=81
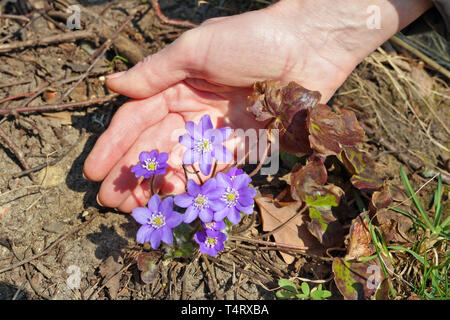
left=83, top=0, right=432, bottom=213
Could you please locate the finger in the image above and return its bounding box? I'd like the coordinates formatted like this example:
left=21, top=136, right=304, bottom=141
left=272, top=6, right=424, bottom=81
left=83, top=95, right=169, bottom=182
left=105, top=32, right=193, bottom=99
left=116, top=169, right=186, bottom=213
left=96, top=113, right=185, bottom=209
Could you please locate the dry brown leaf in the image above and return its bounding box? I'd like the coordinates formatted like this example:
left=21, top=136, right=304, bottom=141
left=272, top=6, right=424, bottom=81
left=256, top=196, right=324, bottom=264
left=98, top=256, right=123, bottom=299
left=42, top=111, right=73, bottom=125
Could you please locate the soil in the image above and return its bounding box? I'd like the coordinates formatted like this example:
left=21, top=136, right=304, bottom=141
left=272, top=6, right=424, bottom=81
left=0, top=0, right=448, bottom=300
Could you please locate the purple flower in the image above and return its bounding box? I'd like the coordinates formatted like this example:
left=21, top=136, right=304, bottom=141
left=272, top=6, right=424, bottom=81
left=131, top=150, right=169, bottom=179
left=203, top=220, right=226, bottom=232
left=179, top=114, right=232, bottom=176
left=174, top=178, right=223, bottom=223
left=225, top=167, right=244, bottom=180
left=213, top=172, right=257, bottom=224
left=195, top=230, right=227, bottom=257
left=132, top=194, right=183, bottom=249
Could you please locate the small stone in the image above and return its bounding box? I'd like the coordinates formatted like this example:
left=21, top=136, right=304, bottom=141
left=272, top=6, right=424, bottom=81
left=37, top=166, right=65, bottom=188
left=43, top=222, right=65, bottom=234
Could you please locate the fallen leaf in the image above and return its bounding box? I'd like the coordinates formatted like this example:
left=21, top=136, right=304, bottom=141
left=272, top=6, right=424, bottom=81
left=338, top=147, right=383, bottom=190
left=256, top=196, right=323, bottom=264
left=137, top=251, right=161, bottom=284
left=42, top=111, right=73, bottom=125
left=345, top=213, right=375, bottom=260
left=307, top=104, right=365, bottom=156
left=332, top=257, right=385, bottom=300
left=98, top=256, right=123, bottom=299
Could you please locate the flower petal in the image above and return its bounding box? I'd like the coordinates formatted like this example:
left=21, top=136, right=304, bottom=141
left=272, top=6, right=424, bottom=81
left=214, top=207, right=232, bottom=221
left=187, top=179, right=201, bottom=196
left=194, top=231, right=206, bottom=245
left=200, top=114, right=213, bottom=134
left=136, top=225, right=153, bottom=243
left=228, top=208, right=241, bottom=224
left=150, top=230, right=162, bottom=249
left=160, top=196, right=174, bottom=214
left=148, top=194, right=161, bottom=213
left=236, top=202, right=254, bottom=214
left=199, top=208, right=213, bottom=223
left=157, top=152, right=169, bottom=164
left=139, top=151, right=150, bottom=163
left=216, top=172, right=232, bottom=188
left=213, top=145, right=232, bottom=163
left=165, top=211, right=183, bottom=228
left=148, top=150, right=158, bottom=159
left=161, top=227, right=173, bottom=245
left=183, top=206, right=198, bottom=223
left=209, top=199, right=226, bottom=211
left=132, top=207, right=151, bottom=225
left=232, top=173, right=252, bottom=190
left=174, top=193, right=194, bottom=208
left=179, top=133, right=193, bottom=148
left=201, top=178, right=217, bottom=195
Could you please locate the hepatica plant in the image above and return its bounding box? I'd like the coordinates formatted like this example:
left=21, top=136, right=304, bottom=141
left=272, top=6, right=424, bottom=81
left=130, top=114, right=256, bottom=258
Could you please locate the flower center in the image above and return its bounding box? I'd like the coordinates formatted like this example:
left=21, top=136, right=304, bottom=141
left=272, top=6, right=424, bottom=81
left=143, top=158, right=158, bottom=171
left=148, top=212, right=166, bottom=229
left=194, top=194, right=209, bottom=209
left=194, top=139, right=212, bottom=153
left=205, top=236, right=218, bottom=248
left=204, top=222, right=216, bottom=230
left=221, top=187, right=239, bottom=207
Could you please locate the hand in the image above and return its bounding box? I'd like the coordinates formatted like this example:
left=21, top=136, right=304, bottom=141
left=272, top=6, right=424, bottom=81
left=83, top=0, right=431, bottom=213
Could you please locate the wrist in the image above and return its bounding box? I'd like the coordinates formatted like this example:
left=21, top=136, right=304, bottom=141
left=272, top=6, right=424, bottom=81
left=269, top=0, right=433, bottom=66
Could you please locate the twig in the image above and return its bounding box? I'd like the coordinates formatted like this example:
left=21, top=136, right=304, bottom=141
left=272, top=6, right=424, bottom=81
left=0, top=91, right=36, bottom=104
left=0, top=94, right=119, bottom=115
left=60, top=11, right=139, bottom=103
left=390, top=34, right=450, bottom=79
left=0, top=80, right=31, bottom=89
left=0, top=14, right=30, bottom=22
left=0, top=126, right=35, bottom=181
left=0, top=30, right=95, bottom=53
left=150, top=0, right=198, bottom=28
left=201, top=255, right=222, bottom=299
left=0, top=210, right=99, bottom=275
left=11, top=129, right=85, bottom=179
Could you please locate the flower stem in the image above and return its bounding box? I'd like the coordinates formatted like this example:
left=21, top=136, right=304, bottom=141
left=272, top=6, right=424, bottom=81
left=210, top=159, right=218, bottom=178
left=150, top=175, right=155, bottom=196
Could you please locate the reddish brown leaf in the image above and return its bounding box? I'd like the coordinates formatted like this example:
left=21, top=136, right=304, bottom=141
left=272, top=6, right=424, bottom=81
left=332, top=257, right=386, bottom=300
left=290, top=160, right=345, bottom=248
left=247, top=80, right=321, bottom=156
left=345, top=213, right=375, bottom=260
left=338, top=147, right=383, bottom=190
left=372, top=185, right=413, bottom=242
left=255, top=196, right=323, bottom=264
left=307, top=104, right=365, bottom=156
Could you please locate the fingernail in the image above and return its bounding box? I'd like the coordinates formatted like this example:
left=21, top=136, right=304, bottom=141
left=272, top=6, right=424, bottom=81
left=106, top=71, right=126, bottom=80
left=82, top=172, right=87, bottom=180
left=96, top=194, right=104, bottom=207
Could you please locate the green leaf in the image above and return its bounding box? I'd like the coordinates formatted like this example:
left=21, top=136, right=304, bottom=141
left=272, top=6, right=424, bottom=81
left=278, top=279, right=298, bottom=293
left=301, top=282, right=310, bottom=296
left=276, top=290, right=295, bottom=299
left=295, top=293, right=309, bottom=299
left=433, top=174, right=443, bottom=228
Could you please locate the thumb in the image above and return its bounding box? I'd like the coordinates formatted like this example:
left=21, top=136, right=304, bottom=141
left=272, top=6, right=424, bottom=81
left=106, top=36, right=190, bottom=99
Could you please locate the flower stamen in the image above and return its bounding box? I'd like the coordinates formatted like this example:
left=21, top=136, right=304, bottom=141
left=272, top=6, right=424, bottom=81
left=142, top=158, right=159, bottom=171
left=204, top=236, right=218, bottom=248
left=194, top=194, right=209, bottom=209
left=148, top=212, right=166, bottom=229
left=221, top=187, right=239, bottom=207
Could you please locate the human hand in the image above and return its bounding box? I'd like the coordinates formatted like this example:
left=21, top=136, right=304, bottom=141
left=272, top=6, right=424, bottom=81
left=83, top=0, right=431, bottom=213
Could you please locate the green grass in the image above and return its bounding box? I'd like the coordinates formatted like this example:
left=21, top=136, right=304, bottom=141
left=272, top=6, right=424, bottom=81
left=353, top=168, right=449, bottom=299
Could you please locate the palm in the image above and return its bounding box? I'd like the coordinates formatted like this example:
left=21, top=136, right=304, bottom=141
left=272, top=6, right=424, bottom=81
left=84, top=5, right=356, bottom=213
left=85, top=81, right=262, bottom=213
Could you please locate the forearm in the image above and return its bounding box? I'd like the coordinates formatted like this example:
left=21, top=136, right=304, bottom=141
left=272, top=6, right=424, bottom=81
left=270, top=0, right=433, bottom=65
